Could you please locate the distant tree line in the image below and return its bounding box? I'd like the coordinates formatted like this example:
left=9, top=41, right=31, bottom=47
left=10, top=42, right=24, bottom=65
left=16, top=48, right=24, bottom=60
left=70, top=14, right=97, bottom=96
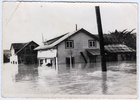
left=109, top=29, right=136, bottom=50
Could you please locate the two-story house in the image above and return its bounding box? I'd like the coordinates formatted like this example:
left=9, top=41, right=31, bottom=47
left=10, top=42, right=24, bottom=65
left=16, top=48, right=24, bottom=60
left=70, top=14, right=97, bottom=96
left=10, top=41, right=39, bottom=64
left=35, top=28, right=101, bottom=66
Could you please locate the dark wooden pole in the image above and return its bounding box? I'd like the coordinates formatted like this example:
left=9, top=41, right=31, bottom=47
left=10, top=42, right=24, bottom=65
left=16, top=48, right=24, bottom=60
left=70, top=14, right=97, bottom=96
left=95, top=6, right=107, bottom=71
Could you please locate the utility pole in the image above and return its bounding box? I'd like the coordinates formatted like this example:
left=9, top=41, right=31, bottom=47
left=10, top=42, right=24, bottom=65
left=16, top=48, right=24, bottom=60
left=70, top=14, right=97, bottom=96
left=95, top=6, right=107, bottom=71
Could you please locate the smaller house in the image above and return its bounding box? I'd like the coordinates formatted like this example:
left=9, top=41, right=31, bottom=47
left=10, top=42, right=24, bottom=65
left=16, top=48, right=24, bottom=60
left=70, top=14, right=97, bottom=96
left=3, top=50, right=11, bottom=63
left=10, top=41, right=39, bottom=64
left=104, top=44, right=136, bottom=61
left=95, top=34, right=136, bottom=61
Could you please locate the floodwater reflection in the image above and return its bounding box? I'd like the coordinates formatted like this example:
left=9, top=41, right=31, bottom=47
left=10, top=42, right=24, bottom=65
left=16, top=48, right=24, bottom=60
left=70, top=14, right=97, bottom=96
left=15, top=64, right=38, bottom=82
left=2, top=61, right=137, bottom=95
left=102, top=72, right=108, bottom=94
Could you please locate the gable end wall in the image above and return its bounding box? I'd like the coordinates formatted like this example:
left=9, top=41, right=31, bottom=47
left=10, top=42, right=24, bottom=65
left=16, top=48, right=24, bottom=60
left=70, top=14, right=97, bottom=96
left=57, top=31, right=100, bottom=64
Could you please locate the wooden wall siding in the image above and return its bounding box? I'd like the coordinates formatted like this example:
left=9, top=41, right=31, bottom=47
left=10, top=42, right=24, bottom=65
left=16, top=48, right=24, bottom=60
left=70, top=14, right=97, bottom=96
left=57, top=31, right=100, bottom=64
left=17, top=42, right=38, bottom=64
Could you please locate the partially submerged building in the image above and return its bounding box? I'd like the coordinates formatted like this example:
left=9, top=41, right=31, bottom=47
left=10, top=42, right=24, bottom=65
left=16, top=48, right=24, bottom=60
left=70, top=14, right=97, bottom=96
left=35, top=28, right=100, bottom=66
left=10, top=41, right=39, bottom=64
left=104, top=44, right=136, bottom=61
left=96, top=34, right=136, bottom=61
left=35, top=28, right=136, bottom=66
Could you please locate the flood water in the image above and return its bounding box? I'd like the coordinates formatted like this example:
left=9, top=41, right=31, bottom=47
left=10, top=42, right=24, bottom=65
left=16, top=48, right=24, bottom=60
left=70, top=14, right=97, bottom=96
left=2, top=61, right=137, bottom=98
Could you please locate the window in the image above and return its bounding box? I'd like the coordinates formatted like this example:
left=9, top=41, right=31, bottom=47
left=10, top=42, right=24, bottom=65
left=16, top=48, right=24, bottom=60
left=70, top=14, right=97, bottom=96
left=89, top=40, right=96, bottom=48
left=65, top=40, right=74, bottom=48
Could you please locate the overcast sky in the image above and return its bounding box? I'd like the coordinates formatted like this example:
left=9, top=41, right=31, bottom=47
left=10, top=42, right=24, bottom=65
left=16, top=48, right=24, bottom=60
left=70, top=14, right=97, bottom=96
left=2, top=2, right=138, bottom=50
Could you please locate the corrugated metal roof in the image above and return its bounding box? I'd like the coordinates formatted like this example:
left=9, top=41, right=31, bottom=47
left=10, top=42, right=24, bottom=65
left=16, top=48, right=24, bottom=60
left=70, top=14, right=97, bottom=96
left=104, top=44, right=136, bottom=53
left=86, top=49, right=100, bottom=55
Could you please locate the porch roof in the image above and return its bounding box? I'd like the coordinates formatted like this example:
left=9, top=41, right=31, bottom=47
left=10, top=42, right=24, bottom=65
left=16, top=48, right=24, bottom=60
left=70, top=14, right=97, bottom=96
left=86, top=49, right=100, bottom=56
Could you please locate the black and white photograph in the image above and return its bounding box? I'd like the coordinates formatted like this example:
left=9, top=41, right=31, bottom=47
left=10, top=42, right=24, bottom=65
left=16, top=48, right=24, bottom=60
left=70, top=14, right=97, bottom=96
left=2, top=2, right=138, bottom=98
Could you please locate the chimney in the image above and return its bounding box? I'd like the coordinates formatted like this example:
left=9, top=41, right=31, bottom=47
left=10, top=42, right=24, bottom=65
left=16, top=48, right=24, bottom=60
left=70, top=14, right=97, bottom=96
left=76, top=24, right=77, bottom=31
left=42, top=33, right=44, bottom=43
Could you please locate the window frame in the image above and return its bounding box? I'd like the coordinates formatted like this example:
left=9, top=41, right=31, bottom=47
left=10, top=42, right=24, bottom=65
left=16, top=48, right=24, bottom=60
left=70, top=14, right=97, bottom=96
left=65, top=40, right=74, bottom=49
left=88, top=40, right=96, bottom=48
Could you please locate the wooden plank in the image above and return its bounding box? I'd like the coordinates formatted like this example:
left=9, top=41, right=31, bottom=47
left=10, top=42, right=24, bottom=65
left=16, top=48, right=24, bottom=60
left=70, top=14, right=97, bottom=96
left=80, top=52, right=87, bottom=63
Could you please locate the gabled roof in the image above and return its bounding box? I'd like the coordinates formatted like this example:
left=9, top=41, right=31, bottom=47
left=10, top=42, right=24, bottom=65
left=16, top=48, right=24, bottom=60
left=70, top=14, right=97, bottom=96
left=16, top=41, right=39, bottom=54
left=10, top=41, right=39, bottom=54
left=35, top=28, right=98, bottom=50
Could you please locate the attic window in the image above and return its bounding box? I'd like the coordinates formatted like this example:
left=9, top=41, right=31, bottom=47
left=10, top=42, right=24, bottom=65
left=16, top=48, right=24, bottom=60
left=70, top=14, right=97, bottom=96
left=89, top=40, right=96, bottom=48
left=65, top=40, right=74, bottom=49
